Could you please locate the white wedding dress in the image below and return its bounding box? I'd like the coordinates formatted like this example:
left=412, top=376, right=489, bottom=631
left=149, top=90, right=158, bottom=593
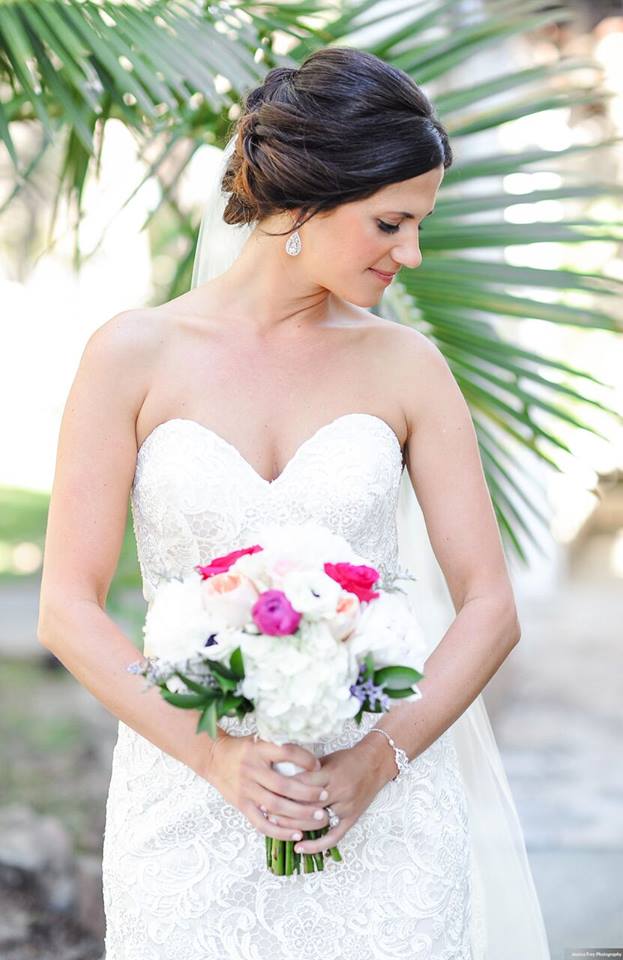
left=102, top=412, right=486, bottom=960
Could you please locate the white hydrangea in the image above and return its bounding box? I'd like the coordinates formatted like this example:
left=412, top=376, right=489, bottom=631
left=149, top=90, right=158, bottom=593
left=348, top=591, right=428, bottom=674
left=239, top=620, right=361, bottom=744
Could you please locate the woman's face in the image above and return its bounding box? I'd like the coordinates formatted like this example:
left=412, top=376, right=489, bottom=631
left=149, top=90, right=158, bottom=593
left=300, top=164, right=445, bottom=306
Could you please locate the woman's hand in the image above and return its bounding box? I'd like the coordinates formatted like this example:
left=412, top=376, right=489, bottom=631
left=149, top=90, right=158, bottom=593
left=281, top=735, right=396, bottom=856
left=208, top=733, right=331, bottom=843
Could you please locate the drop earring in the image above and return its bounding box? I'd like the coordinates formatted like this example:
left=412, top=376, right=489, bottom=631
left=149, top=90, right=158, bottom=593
left=285, top=229, right=302, bottom=256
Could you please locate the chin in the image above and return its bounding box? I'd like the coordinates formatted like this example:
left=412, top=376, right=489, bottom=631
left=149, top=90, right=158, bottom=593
left=339, top=288, right=383, bottom=308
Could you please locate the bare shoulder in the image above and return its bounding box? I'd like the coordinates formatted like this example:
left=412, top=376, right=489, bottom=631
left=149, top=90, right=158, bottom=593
left=357, top=308, right=439, bottom=360
left=85, top=305, right=167, bottom=370
left=374, top=317, right=446, bottom=367
left=363, top=318, right=459, bottom=430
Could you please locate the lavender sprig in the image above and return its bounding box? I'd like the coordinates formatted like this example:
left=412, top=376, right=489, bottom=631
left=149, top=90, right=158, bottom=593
left=349, top=664, right=390, bottom=711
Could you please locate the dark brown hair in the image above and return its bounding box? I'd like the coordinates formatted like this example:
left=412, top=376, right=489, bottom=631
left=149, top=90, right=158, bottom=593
left=221, top=46, right=452, bottom=237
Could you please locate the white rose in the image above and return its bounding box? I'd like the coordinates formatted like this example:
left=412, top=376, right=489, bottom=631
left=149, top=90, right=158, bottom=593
left=231, top=551, right=272, bottom=591
left=142, top=573, right=211, bottom=662
left=253, top=519, right=365, bottom=573
left=348, top=591, right=428, bottom=673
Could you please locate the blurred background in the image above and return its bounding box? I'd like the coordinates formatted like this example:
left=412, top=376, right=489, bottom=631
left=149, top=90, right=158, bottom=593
left=1, top=0, right=622, bottom=958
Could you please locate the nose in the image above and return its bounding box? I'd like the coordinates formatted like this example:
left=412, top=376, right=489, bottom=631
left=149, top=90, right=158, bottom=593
left=392, top=236, right=422, bottom=270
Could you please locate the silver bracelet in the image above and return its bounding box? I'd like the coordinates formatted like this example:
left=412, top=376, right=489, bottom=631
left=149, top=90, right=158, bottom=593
left=368, top=727, right=410, bottom=782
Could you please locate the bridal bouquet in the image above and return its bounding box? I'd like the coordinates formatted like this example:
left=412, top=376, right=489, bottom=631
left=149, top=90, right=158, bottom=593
left=128, top=519, right=427, bottom=876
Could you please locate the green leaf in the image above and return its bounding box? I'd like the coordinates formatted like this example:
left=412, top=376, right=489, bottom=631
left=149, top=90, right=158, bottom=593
left=386, top=687, right=422, bottom=699
left=208, top=659, right=237, bottom=680
left=229, top=647, right=245, bottom=680
left=216, top=692, right=243, bottom=718
left=374, top=666, right=424, bottom=689
left=213, top=672, right=239, bottom=693
left=197, top=700, right=218, bottom=739
left=174, top=671, right=216, bottom=696
left=161, top=689, right=210, bottom=709
left=363, top=653, right=375, bottom=680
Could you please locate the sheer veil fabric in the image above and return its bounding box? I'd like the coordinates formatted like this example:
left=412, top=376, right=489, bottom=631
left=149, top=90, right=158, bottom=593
left=190, top=134, right=552, bottom=959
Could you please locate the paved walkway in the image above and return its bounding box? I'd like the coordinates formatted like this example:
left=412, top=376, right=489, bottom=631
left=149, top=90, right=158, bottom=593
left=485, top=578, right=623, bottom=958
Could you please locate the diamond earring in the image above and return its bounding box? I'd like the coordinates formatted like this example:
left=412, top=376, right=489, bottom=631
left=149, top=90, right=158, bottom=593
left=285, top=229, right=302, bottom=256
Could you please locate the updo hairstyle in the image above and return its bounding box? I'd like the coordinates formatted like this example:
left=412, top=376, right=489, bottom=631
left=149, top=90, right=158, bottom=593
left=221, top=46, right=452, bottom=238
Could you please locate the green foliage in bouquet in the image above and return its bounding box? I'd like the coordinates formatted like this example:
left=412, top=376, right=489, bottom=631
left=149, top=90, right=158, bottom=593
left=132, top=646, right=253, bottom=740
left=130, top=642, right=423, bottom=877
left=351, top=653, right=424, bottom=722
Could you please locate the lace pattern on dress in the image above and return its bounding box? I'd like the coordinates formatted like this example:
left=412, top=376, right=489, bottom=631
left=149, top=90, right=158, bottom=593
left=102, top=414, right=476, bottom=959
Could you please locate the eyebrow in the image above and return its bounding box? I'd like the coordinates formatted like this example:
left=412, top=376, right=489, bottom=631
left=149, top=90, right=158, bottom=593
left=385, top=209, right=434, bottom=219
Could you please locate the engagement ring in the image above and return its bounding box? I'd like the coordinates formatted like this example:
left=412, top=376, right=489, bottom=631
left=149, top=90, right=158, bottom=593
left=324, top=804, right=340, bottom=828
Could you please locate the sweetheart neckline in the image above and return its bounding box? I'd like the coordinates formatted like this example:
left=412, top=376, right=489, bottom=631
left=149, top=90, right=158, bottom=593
left=136, top=412, right=404, bottom=486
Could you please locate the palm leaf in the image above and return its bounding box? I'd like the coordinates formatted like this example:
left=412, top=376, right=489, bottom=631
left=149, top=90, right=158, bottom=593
left=2, top=0, right=621, bottom=563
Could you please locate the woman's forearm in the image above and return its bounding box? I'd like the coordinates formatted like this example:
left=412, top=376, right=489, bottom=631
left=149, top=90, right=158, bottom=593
left=358, top=594, right=521, bottom=782
left=37, top=597, right=231, bottom=782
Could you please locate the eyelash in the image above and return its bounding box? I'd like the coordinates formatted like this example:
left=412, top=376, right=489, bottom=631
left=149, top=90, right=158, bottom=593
left=377, top=220, right=423, bottom=234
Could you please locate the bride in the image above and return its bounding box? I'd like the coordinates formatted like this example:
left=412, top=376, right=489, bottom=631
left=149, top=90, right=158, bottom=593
left=37, top=46, right=550, bottom=959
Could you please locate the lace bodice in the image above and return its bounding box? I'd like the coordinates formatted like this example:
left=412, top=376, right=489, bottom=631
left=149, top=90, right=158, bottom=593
left=130, top=413, right=404, bottom=604
left=102, top=413, right=478, bottom=959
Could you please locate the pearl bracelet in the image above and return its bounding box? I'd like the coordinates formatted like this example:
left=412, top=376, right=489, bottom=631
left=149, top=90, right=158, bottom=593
left=367, top=727, right=410, bottom=782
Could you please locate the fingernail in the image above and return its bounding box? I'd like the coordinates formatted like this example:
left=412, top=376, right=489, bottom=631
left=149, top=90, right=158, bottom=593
left=292, top=831, right=302, bottom=841
left=313, top=809, right=325, bottom=821
left=319, top=789, right=329, bottom=801
left=269, top=815, right=278, bottom=824
left=294, top=845, right=304, bottom=853
left=260, top=805, right=267, bottom=812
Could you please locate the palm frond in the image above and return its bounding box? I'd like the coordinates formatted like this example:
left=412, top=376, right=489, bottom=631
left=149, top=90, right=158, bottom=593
left=2, top=0, right=621, bottom=562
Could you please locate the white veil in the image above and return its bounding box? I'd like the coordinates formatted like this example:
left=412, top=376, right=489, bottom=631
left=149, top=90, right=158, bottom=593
left=190, top=134, right=552, bottom=959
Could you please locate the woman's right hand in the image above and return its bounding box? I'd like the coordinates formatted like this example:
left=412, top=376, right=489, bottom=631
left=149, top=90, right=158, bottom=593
left=203, top=733, right=331, bottom=841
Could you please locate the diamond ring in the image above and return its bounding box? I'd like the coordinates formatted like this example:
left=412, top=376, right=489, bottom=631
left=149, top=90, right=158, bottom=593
left=324, top=804, right=340, bottom=828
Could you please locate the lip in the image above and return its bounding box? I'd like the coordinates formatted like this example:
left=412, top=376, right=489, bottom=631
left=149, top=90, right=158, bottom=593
left=369, top=268, right=396, bottom=283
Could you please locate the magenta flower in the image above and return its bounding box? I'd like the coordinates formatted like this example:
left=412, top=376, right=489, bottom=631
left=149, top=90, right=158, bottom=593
left=252, top=590, right=302, bottom=636
left=195, top=544, right=263, bottom=579
left=324, top=561, right=380, bottom=602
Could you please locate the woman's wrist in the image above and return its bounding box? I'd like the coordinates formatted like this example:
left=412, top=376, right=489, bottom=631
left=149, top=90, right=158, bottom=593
left=191, top=726, right=233, bottom=785
left=357, top=728, right=401, bottom=787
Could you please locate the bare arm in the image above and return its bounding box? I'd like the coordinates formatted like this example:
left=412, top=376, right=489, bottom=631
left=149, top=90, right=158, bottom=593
left=37, top=311, right=226, bottom=782
left=37, top=311, right=329, bottom=837
left=359, top=329, right=521, bottom=781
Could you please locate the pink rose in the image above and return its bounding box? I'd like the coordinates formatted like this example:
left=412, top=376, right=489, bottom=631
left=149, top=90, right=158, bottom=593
left=196, top=544, right=263, bottom=579
left=324, top=562, right=380, bottom=602
left=252, top=590, right=302, bottom=636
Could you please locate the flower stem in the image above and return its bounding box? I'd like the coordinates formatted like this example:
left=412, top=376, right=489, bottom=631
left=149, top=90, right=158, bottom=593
left=263, top=821, right=342, bottom=874
left=271, top=838, right=285, bottom=875
left=307, top=830, right=324, bottom=870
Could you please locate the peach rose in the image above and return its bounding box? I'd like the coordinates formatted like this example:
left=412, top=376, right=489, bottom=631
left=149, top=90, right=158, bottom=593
left=200, top=571, right=259, bottom=630
left=327, top=591, right=361, bottom=642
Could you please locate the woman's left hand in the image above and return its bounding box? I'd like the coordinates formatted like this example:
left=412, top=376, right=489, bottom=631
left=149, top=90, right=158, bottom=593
left=283, top=735, right=397, bottom=856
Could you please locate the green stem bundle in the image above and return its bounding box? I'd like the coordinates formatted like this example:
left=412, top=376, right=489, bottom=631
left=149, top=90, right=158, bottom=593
left=265, top=825, right=341, bottom=875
